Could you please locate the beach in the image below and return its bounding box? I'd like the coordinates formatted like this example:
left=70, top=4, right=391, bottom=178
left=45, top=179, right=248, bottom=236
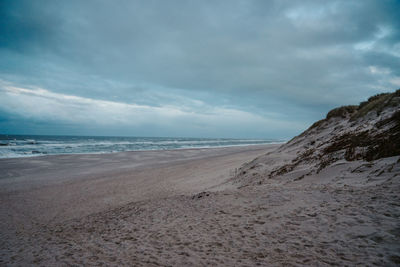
left=0, top=144, right=277, bottom=265
left=1, top=141, right=399, bottom=266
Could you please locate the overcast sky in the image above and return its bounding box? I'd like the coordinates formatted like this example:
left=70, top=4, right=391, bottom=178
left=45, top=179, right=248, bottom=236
left=0, top=0, right=399, bottom=138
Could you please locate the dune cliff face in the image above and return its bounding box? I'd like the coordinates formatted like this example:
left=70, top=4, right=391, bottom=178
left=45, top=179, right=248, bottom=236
left=234, top=90, right=400, bottom=186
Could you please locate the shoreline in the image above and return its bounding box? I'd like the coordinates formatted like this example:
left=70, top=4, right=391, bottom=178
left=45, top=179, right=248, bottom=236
left=0, top=141, right=285, bottom=160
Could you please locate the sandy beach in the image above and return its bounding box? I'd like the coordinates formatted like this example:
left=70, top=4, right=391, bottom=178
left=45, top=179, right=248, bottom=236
left=0, top=145, right=279, bottom=265
left=1, top=139, right=399, bottom=266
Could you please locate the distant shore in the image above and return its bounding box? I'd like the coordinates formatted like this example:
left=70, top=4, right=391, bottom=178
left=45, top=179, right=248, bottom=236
left=0, top=134, right=283, bottom=159
left=0, top=142, right=285, bottom=160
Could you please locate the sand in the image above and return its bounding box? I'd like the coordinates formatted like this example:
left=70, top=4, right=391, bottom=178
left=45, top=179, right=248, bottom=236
left=1, top=144, right=399, bottom=266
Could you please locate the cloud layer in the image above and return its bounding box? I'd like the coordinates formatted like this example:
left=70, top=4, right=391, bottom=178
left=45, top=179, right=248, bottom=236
left=0, top=81, right=303, bottom=138
left=0, top=0, right=399, bottom=137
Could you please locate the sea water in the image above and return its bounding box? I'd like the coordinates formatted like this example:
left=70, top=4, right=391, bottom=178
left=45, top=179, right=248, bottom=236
left=0, top=135, right=284, bottom=159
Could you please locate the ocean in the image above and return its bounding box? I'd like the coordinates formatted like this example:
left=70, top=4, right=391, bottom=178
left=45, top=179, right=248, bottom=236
left=0, top=135, right=284, bottom=159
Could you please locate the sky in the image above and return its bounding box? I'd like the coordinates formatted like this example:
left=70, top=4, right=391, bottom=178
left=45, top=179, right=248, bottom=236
left=0, top=0, right=399, bottom=139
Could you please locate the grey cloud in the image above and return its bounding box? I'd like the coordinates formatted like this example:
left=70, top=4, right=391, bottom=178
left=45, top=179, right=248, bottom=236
left=0, top=0, right=399, bottom=137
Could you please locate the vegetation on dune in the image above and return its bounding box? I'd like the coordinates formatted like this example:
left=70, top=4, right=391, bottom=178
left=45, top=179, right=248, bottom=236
left=352, top=89, right=400, bottom=120
left=324, top=89, right=400, bottom=120
left=308, top=89, right=400, bottom=131
left=283, top=89, right=400, bottom=177
left=324, top=109, right=400, bottom=161
left=320, top=89, right=400, bottom=162
left=326, top=105, right=358, bottom=119
left=236, top=89, right=400, bottom=183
